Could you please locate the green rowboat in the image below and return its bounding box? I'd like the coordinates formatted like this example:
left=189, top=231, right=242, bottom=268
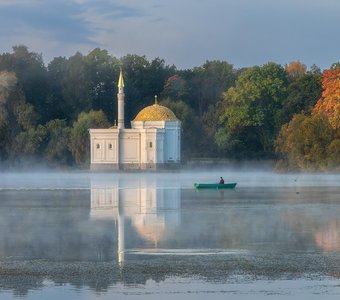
left=194, top=183, right=237, bottom=189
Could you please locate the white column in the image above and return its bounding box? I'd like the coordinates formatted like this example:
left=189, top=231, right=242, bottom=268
left=117, top=193, right=125, bottom=267
left=117, top=68, right=125, bottom=129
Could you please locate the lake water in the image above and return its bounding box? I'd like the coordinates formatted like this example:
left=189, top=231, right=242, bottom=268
left=0, top=170, right=339, bottom=299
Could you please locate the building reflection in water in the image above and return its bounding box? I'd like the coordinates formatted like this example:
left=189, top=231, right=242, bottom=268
left=314, top=221, right=340, bottom=251
left=90, top=177, right=181, bottom=266
left=281, top=203, right=340, bottom=252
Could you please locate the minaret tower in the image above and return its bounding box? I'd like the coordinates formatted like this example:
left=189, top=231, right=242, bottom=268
left=117, top=67, right=125, bottom=129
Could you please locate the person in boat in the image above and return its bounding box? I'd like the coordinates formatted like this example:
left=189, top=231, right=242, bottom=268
left=219, top=177, right=224, bottom=184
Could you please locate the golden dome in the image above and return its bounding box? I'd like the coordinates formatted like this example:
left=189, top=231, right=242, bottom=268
left=134, top=103, right=177, bottom=121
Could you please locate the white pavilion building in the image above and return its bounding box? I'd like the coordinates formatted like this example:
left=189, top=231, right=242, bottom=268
left=89, top=69, right=181, bottom=170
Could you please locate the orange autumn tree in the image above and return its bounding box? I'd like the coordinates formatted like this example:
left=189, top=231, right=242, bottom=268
left=313, top=68, right=340, bottom=129
left=275, top=65, right=340, bottom=171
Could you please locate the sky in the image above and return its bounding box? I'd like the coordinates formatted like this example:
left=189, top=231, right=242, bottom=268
left=0, top=0, right=339, bottom=70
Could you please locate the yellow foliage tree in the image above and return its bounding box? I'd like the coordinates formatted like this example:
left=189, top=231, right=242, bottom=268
left=275, top=113, right=335, bottom=171
left=285, top=61, right=307, bottom=78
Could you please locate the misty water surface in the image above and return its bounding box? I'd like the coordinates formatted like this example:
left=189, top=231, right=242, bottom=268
left=0, top=170, right=339, bottom=299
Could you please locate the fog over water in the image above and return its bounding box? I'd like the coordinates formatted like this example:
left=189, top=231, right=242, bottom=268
left=0, top=169, right=339, bottom=189
left=0, top=170, right=340, bottom=299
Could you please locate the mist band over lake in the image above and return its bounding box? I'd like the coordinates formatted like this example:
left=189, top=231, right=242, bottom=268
left=0, top=170, right=340, bottom=299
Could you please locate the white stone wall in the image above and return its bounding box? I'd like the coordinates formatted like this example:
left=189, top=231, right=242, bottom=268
left=156, top=131, right=165, bottom=163
left=144, top=129, right=157, bottom=164
left=89, top=129, right=119, bottom=164
left=119, top=131, right=141, bottom=164
left=164, top=121, right=181, bottom=163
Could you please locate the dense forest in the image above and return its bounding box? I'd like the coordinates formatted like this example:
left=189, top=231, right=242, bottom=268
left=0, top=46, right=339, bottom=171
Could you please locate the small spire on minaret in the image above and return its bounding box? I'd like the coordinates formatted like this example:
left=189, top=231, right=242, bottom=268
left=154, top=95, right=158, bottom=104
left=118, top=67, right=124, bottom=89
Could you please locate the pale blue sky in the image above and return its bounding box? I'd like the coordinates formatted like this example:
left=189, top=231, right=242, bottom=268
left=0, top=0, right=339, bottom=69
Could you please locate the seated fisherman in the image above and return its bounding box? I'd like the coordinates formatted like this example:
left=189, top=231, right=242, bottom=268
left=219, top=177, right=224, bottom=184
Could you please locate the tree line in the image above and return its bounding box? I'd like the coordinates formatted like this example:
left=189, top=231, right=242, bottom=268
left=0, top=45, right=339, bottom=171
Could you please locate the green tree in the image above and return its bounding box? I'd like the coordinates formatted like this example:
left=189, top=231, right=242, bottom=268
left=0, top=71, right=17, bottom=127
left=48, top=50, right=119, bottom=123
left=201, top=102, right=227, bottom=157
left=280, top=71, right=322, bottom=124
left=46, top=56, right=69, bottom=121
left=0, top=45, right=48, bottom=123
left=0, top=71, right=37, bottom=161
left=12, top=93, right=36, bottom=130
left=185, top=60, right=236, bottom=116
left=327, top=139, right=340, bottom=169
left=44, top=119, right=72, bottom=165
left=0, top=71, right=17, bottom=159
left=8, top=119, right=71, bottom=166
left=13, top=125, right=47, bottom=158
left=84, top=48, right=119, bottom=121
left=60, top=52, right=90, bottom=121
left=69, top=110, right=109, bottom=166
left=216, top=62, right=288, bottom=157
